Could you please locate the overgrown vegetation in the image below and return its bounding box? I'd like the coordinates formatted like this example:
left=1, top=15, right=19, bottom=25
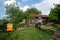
left=49, top=4, right=60, bottom=23
left=0, top=19, right=8, bottom=31
left=5, top=3, right=41, bottom=28
left=0, top=2, right=60, bottom=40
left=0, top=27, right=52, bottom=40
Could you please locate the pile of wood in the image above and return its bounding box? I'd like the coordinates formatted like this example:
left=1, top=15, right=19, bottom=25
left=52, top=31, right=60, bottom=40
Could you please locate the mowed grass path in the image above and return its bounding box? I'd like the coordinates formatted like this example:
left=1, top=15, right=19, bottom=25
left=0, top=27, right=53, bottom=40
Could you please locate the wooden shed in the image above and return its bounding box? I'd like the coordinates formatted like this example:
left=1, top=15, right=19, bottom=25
left=28, top=14, right=49, bottom=26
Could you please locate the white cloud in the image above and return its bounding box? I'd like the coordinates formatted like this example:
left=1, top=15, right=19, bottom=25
left=22, top=0, right=27, bottom=2
left=5, top=0, right=15, bottom=1
left=32, top=0, right=60, bottom=15
left=4, top=0, right=29, bottom=12
left=17, top=2, right=30, bottom=12
left=20, top=6, right=30, bottom=12
left=4, top=0, right=16, bottom=6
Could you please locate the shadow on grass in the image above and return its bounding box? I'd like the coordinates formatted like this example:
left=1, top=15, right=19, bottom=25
left=36, top=24, right=60, bottom=36
left=36, top=27, right=54, bottom=36
left=51, top=24, right=60, bottom=31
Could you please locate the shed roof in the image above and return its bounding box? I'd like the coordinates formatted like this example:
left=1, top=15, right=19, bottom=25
left=30, top=14, right=49, bottom=18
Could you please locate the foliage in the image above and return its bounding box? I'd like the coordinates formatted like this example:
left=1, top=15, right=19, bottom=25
left=49, top=4, right=60, bottom=23
left=25, top=8, right=41, bottom=14
left=0, top=19, right=8, bottom=30
left=24, top=8, right=41, bottom=25
left=5, top=4, right=42, bottom=28
left=0, top=28, right=52, bottom=40
left=5, top=4, right=24, bottom=23
left=5, top=4, right=25, bottom=28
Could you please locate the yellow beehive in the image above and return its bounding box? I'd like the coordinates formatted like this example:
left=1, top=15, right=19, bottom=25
left=7, top=23, right=13, bottom=31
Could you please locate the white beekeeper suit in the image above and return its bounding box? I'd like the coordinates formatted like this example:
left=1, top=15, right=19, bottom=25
left=37, top=17, right=42, bottom=23
left=35, top=17, right=42, bottom=28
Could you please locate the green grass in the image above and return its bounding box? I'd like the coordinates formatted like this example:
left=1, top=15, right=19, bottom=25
left=0, top=27, right=53, bottom=40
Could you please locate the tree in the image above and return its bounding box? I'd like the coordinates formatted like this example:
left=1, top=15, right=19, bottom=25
left=25, top=8, right=41, bottom=14
left=0, top=19, right=8, bottom=30
left=5, top=4, right=24, bottom=23
left=24, top=8, right=41, bottom=25
left=5, top=4, right=24, bottom=28
left=49, top=4, right=60, bottom=23
left=24, top=8, right=41, bottom=19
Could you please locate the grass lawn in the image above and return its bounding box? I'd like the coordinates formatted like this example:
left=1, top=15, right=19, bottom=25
left=0, top=27, right=53, bottom=40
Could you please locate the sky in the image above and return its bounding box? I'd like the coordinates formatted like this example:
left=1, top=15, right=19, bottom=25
left=0, top=0, right=60, bottom=19
left=0, top=0, right=6, bottom=19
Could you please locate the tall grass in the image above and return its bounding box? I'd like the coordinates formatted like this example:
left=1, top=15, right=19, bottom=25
left=0, top=27, right=53, bottom=40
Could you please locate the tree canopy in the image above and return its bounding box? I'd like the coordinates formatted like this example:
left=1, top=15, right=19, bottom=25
left=24, top=8, right=41, bottom=19
left=5, top=3, right=42, bottom=28
left=25, top=8, right=41, bottom=14
left=5, top=4, right=24, bottom=23
left=49, top=4, right=60, bottom=23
